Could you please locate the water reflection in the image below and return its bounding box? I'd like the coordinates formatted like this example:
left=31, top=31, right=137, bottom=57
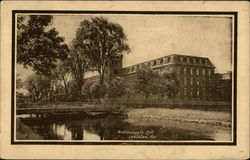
left=17, top=114, right=231, bottom=141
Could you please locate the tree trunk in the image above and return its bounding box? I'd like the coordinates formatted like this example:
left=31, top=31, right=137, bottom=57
left=62, top=76, right=69, bottom=97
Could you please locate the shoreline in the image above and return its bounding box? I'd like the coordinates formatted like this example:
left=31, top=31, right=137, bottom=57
left=125, top=108, right=232, bottom=127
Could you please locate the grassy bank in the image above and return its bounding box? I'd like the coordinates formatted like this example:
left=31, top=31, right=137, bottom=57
left=126, top=108, right=231, bottom=127
left=16, top=119, right=42, bottom=140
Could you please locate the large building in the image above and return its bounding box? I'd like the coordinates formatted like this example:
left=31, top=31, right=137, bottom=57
left=86, top=54, right=232, bottom=102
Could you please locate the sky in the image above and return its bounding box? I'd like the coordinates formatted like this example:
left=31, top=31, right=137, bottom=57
left=17, top=14, right=233, bottom=83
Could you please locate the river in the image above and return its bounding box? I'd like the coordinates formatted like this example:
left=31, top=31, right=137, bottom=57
left=16, top=113, right=231, bottom=141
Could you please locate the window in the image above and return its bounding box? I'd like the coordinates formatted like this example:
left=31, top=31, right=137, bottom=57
left=187, top=57, right=190, bottom=63
left=191, top=58, right=194, bottom=64
left=190, top=68, right=193, bottom=75
left=131, top=66, right=134, bottom=71
left=135, top=65, right=138, bottom=70
left=208, top=69, right=211, bottom=75
left=180, top=57, right=183, bottom=62
left=190, top=78, right=193, bottom=85
left=199, top=59, right=202, bottom=64
left=197, top=88, right=200, bottom=96
left=203, top=69, right=205, bottom=75
left=184, top=88, right=187, bottom=96
left=202, top=59, right=205, bottom=64
left=160, top=59, right=163, bottom=65
left=183, top=57, right=186, bottom=63
left=184, top=78, right=187, bottom=85
left=196, top=68, right=199, bottom=75
left=166, top=57, right=169, bottom=63
left=197, top=78, right=200, bottom=85
left=177, top=67, right=181, bottom=74
left=208, top=78, right=212, bottom=84
left=154, top=61, right=157, bottom=66
left=184, top=68, right=187, bottom=74
left=170, top=56, right=174, bottom=61
left=190, top=88, right=193, bottom=96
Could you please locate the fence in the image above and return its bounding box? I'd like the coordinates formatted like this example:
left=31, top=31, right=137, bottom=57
left=16, top=97, right=231, bottom=112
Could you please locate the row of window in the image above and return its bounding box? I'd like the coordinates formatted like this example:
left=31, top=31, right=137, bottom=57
left=182, top=67, right=212, bottom=76
left=178, top=56, right=208, bottom=65
left=125, top=56, right=175, bottom=73
left=183, top=77, right=212, bottom=85
left=183, top=87, right=212, bottom=96
left=125, top=56, right=211, bottom=73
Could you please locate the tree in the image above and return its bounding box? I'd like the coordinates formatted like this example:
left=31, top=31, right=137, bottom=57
left=90, top=81, right=107, bottom=102
left=154, top=67, right=180, bottom=101
left=81, top=80, right=94, bottom=102
left=107, top=77, right=126, bottom=98
left=16, top=74, right=23, bottom=89
left=134, top=65, right=180, bottom=100
left=25, top=74, right=54, bottom=102
left=17, top=15, right=69, bottom=76
left=51, top=60, right=73, bottom=99
left=134, top=65, right=159, bottom=98
left=72, top=17, right=130, bottom=86
left=67, top=47, right=90, bottom=100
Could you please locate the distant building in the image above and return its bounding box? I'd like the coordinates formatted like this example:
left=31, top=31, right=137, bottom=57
left=85, top=54, right=232, bottom=102
left=214, top=72, right=232, bottom=102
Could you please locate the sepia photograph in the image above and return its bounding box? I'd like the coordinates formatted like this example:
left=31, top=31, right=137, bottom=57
left=14, top=12, right=235, bottom=144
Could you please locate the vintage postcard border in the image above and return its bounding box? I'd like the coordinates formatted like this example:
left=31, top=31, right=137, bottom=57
left=11, top=10, right=237, bottom=145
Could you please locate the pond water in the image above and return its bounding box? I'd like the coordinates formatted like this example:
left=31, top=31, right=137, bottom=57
left=16, top=114, right=231, bottom=141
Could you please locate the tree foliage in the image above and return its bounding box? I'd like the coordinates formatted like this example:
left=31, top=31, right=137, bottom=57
left=51, top=60, right=73, bottom=99
left=134, top=65, right=180, bottom=100
left=81, top=80, right=94, bottom=102
left=134, top=65, right=159, bottom=98
left=107, top=77, right=126, bottom=98
left=66, top=47, right=90, bottom=100
left=153, top=67, right=180, bottom=100
left=16, top=74, right=23, bottom=89
left=90, top=81, right=107, bottom=102
left=72, top=17, right=130, bottom=85
left=17, top=15, right=69, bottom=76
left=25, top=74, right=52, bottom=102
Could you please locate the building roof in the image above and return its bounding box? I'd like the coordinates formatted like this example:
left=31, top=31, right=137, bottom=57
left=122, top=54, right=215, bottom=75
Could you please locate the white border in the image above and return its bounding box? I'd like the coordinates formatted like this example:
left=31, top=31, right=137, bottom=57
left=1, top=1, right=249, bottom=159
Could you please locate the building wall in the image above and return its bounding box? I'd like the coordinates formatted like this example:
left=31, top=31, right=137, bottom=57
left=85, top=54, right=232, bottom=102
left=121, top=54, right=216, bottom=101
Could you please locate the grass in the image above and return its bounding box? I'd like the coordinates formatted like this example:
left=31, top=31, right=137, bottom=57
left=127, top=108, right=232, bottom=127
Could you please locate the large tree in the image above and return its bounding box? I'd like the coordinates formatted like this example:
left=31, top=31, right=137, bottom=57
left=17, top=15, right=69, bottom=76
left=72, top=17, right=130, bottom=85
left=66, top=47, right=90, bottom=100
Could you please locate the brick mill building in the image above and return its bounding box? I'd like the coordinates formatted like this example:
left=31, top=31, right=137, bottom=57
left=86, top=54, right=232, bottom=102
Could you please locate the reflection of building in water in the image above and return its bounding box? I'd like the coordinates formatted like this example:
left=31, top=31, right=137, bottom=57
left=52, top=124, right=72, bottom=140
left=52, top=123, right=101, bottom=140
left=83, top=130, right=101, bottom=140
left=86, top=54, right=232, bottom=102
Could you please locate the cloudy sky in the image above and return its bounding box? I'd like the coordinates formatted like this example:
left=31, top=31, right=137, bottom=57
left=17, top=14, right=233, bottom=82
